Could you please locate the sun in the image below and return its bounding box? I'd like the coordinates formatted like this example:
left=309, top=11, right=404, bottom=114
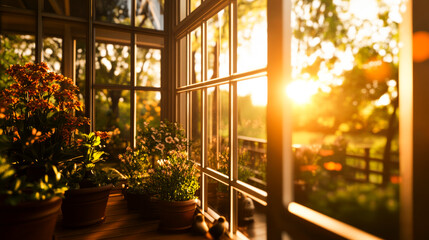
left=286, top=80, right=318, bottom=105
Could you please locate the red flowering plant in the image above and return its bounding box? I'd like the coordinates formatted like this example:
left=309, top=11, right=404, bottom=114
left=0, top=63, right=88, bottom=204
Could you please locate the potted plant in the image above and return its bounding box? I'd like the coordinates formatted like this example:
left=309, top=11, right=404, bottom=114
left=60, top=131, right=120, bottom=227
left=0, top=62, right=87, bottom=239
left=145, top=151, right=200, bottom=231
left=119, top=147, right=151, bottom=211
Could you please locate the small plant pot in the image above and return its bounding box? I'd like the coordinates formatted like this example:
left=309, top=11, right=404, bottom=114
left=158, top=199, right=197, bottom=231
left=61, top=184, right=112, bottom=227
left=0, top=197, right=62, bottom=240
left=126, top=191, right=147, bottom=211
left=141, top=196, right=160, bottom=220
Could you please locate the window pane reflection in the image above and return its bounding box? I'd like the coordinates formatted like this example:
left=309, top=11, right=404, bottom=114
left=207, top=85, right=229, bottom=175
left=136, top=0, right=164, bottom=30
left=43, top=0, right=88, bottom=18
left=95, top=0, right=131, bottom=25
left=291, top=0, right=400, bottom=238
left=136, top=91, right=161, bottom=132
left=178, top=36, right=187, bottom=87
left=190, top=90, right=202, bottom=164
left=74, top=39, right=86, bottom=124
left=43, top=37, right=62, bottom=73
left=95, top=42, right=130, bottom=85
left=237, top=0, right=267, bottom=73
left=207, top=176, right=230, bottom=221
left=237, top=192, right=266, bottom=240
left=136, top=47, right=161, bottom=87
left=191, top=27, right=202, bottom=84
left=207, top=8, right=229, bottom=79
left=190, top=0, right=201, bottom=13
left=95, top=89, right=130, bottom=158
left=237, top=78, right=267, bottom=189
left=0, top=34, right=35, bottom=87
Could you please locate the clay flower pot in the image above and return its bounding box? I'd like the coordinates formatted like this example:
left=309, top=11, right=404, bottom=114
left=61, top=184, right=112, bottom=227
left=158, top=199, right=197, bottom=231
left=0, top=197, right=62, bottom=240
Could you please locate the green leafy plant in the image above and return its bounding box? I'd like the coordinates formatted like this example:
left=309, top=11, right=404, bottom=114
left=0, top=155, right=67, bottom=205
left=61, top=132, right=121, bottom=189
left=145, top=151, right=199, bottom=201
left=119, top=146, right=151, bottom=194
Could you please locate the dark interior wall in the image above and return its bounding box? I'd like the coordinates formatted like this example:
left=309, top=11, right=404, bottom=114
left=412, top=0, right=429, bottom=239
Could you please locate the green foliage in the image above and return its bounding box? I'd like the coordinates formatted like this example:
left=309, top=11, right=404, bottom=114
left=145, top=151, right=199, bottom=201
left=61, top=132, right=121, bottom=189
left=119, top=147, right=151, bottom=194
left=0, top=34, right=35, bottom=89
left=0, top=155, right=67, bottom=205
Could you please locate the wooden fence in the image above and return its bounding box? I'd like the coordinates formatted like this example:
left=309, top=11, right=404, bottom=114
left=237, top=136, right=400, bottom=188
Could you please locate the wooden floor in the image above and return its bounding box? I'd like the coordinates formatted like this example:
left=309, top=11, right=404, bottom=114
left=54, top=194, right=207, bottom=240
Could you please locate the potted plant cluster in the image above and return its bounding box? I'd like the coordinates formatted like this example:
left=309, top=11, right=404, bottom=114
left=145, top=150, right=200, bottom=231
left=0, top=63, right=87, bottom=239
left=119, top=147, right=151, bottom=211
left=60, top=131, right=121, bottom=227
left=119, top=120, right=190, bottom=217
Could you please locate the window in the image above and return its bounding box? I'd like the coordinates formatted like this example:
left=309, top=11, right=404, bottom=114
left=0, top=1, right=165, bottom=158
left=176, top=0, right=267, bottom=237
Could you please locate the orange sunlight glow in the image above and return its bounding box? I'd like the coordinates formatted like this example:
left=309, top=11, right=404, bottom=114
left=286, top=80, right=318, bottom=105
left=288, top=202, right=383, bottom=240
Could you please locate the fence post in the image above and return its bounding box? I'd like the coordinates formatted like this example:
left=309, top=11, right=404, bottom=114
left=364, top=148, right=370, bottom=182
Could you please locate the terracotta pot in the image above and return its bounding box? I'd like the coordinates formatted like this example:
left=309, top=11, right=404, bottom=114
left=0, top=197, right=62, bottom=240
left=61, top=184, right=112, bottom=227
left=126, top=191, right=148, bottom=211
left=158, top=199, right=197, bottom=231
left=141, top=197, right=160, bottom=220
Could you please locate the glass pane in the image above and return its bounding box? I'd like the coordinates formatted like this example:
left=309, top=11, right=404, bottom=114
left=1, top=0, right=37, bottom=10
left=179, top=0, right=186, bottom=22
left=207, top=176, right=230, bottom=221
left=136, top=91, right=161, bottom=132
left=291, top=0, right=401, bottom=238
left=136, top=47, right=161, bottom=87
left=178, top=36, right=187, bottom=87
left=207, top=85, right=229, bottom=175
left=43, top=37, right=62, bottom=73
left=177, top=92, right=187, bottom=133
left=43, top=0, right=88, bottom=18
left=136, top=0, right=164, bottom=30
left=95, top=89, right=130, bottom=159
left=74, top=38, right=86, bottom=121
left=237, top=77, right=267, bottom=189
left=190, top=90, right=202, bottom=164
left=191, top=27, right=202, bottom=84
left=95, top=42, right=130, bottom=85
left=190, top=0, right=201, bottom=13
left=95, top=0, right=131, bottom=25
left=0, top=34, right=35, bottom=87
left=237, top=192, right=266, bottom=240
left=207, top=8, right=229, bottom=80
left=237, top=0, right=267, bottom=73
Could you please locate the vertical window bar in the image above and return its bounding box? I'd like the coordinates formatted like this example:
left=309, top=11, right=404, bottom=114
left=131, top=33, right=136, bottom=147
left=232, top=0, right=237, bottom=75
left=87, top=0, right=95, bottom=132
left=36, top=0, right=43, bottom=64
